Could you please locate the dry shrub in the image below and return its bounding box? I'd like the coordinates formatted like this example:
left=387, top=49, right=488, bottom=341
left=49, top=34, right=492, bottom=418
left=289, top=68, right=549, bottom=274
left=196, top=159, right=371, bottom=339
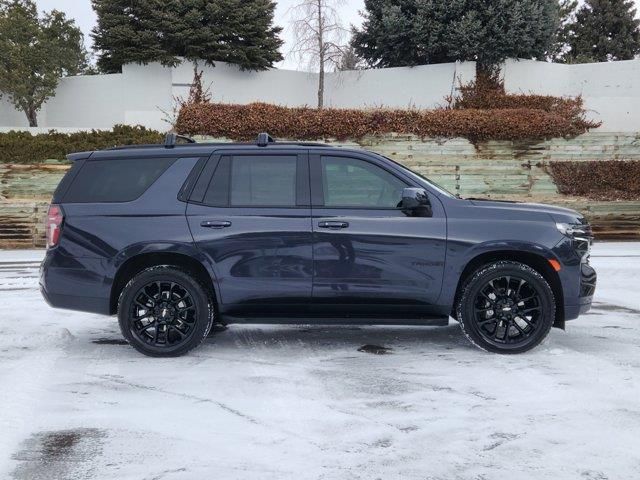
left=549, top=161, right=640, bottom=201
left=176, top=102, right=598, bottom=142
left=448, top=71, right=595, bottom=124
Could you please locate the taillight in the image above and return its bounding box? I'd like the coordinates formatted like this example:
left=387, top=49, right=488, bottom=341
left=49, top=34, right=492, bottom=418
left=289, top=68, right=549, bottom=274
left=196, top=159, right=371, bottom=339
left=46, top=204, right=64, bottom=249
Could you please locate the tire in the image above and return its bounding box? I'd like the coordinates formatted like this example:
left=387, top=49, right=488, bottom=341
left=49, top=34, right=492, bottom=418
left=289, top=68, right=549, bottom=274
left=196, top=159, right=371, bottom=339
left=118, top=266, right=214, bottom=357
left=456, top=261, right=555, bottom=354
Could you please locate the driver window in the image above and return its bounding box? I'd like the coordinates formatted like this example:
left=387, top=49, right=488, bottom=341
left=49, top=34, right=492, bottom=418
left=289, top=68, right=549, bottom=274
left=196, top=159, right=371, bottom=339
left=321, top=156, right=406, bottom=208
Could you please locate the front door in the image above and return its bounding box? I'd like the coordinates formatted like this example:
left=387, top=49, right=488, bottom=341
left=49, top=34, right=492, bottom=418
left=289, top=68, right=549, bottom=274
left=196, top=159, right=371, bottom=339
left=310, top=152, right=447, bottom=317
left=186, top=150, right=312, bottom=316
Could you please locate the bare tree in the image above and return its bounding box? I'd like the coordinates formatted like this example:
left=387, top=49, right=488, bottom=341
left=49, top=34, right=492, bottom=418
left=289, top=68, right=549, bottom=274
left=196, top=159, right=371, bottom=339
left=287, top=0, right=347, bottom=108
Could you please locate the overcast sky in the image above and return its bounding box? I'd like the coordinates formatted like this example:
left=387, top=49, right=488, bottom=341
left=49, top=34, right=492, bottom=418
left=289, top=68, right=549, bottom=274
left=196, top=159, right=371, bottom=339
left=34, top=0, right=639, bottom=71
left=33, top=0, right=366, bottom=70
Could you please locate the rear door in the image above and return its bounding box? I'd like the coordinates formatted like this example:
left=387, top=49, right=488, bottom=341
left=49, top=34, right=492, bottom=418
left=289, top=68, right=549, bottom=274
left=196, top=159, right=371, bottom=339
left=186, top=149, right=312, bottom=316
left=310, top=151, right=447, bottom=316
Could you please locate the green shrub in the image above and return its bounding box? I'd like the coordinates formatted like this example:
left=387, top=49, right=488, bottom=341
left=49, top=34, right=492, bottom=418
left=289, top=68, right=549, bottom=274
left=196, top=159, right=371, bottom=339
left=549, top=161, right=640, bottom=201
left=0, top=125, right=163, bottom=164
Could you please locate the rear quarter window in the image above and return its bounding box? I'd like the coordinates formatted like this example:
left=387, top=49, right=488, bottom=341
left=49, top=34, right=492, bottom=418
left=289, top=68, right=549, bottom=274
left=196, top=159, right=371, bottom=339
left=62, top=157, right=176, bottom=203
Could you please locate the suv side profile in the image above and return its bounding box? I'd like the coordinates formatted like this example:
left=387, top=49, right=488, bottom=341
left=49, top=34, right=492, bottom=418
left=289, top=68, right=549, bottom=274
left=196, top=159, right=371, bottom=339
left=40, top=133, right=596, bottom=357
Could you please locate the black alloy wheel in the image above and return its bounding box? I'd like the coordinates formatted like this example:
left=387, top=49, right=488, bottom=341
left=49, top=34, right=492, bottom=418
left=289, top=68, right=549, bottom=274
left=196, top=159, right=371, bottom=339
left=457, top=261, right=555, bottom=354
left=118, top=266, right=214, bottom=357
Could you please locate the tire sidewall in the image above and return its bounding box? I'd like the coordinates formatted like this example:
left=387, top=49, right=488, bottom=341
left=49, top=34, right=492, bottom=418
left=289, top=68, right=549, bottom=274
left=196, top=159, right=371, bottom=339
left=118, top=266, right=213, bottom=357
left=457, top=261, right=555, bottom=354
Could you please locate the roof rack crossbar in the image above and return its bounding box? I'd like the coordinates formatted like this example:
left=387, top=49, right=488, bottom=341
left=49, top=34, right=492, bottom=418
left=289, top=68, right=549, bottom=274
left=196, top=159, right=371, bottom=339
left=256, top=132, right=275, bottom=147
left=165, top=133, right=196, bottom=148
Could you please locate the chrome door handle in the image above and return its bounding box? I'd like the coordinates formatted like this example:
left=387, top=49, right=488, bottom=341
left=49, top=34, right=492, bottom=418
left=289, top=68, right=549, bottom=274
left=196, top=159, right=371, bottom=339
left=201, top=220, right=232, bottom=229
left=318, top=221, right=349, bottom=229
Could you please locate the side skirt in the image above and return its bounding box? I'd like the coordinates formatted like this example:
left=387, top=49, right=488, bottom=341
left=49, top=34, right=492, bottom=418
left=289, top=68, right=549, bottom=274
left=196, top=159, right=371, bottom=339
left=220, top=314, right=450, bottom=326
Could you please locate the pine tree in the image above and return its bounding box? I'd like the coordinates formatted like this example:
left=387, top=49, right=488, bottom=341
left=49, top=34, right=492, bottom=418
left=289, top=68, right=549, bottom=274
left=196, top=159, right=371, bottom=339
left=91, top=0, right=283, bottom=73
left=0, top=0, right=89, bottom=126
left=337, top=45, right=364, bottom=71
left=548, top=0, right=579, bottom=61
left=566, top=0, right=640, bottom=63
left=352, top=0, right=559, bottom=72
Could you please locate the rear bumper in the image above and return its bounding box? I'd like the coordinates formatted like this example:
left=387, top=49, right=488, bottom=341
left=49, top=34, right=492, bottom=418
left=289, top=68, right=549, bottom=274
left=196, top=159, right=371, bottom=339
left=40, top=283, right=109, bottom=315
left=39, top=250, right=111, bottom=315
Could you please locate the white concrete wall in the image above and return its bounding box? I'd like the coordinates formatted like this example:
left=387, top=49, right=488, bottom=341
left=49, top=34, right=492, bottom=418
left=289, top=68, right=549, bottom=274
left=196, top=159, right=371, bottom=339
left=0, top=59, right=638, bottom=132
left=45, top=73, right=125, bottom=128
left=503, top=59, right=640, bottom=132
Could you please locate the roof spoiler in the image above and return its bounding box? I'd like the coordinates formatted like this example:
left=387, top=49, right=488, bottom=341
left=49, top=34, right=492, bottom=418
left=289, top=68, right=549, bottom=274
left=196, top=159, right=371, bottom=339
left=66, top=151, right=94, bottom=162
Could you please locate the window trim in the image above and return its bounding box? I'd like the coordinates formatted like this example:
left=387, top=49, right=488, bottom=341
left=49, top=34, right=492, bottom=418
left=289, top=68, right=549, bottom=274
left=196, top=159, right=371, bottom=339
left=310, top=153, right=410, bottom=210
left=188, top=151, right=310, bottom=209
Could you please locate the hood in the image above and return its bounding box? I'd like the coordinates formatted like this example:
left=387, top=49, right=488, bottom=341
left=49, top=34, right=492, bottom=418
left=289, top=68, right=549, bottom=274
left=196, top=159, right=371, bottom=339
left=467, top=198, right=585, bottom=224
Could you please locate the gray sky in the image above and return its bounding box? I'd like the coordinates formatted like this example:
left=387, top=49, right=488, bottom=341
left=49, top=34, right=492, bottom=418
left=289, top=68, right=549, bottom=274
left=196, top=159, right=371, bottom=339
left=34, top=0, right=366, bottom=70
left=34, top=0, right=640, bottom=71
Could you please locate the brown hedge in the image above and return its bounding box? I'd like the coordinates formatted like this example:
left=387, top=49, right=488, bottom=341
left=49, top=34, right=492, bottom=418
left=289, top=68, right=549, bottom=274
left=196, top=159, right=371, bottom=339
left=448, top=71, right=592, bottom=117
left=176, top=102, right=598, bottom=142
left=0, top=125, right=163, bottom=164
left=549, top=161, right=640, bottom=201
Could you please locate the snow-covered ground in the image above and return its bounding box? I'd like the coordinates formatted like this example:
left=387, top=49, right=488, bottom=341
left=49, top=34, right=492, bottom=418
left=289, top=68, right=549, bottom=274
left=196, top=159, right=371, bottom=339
left=0, top=243, right=638, bottom=480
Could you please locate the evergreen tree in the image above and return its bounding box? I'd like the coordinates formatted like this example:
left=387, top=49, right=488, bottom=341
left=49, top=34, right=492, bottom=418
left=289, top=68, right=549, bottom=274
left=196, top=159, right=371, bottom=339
left=566, top=0, right=640, bottom=62
left=548, top=0, right=579, bottom=61
left=337, top=45, right=364, bottom=71
left=352, top=0, right=559, bottom=71
left=0, top=0, right=89, bottom=126
left=91, top=0, right=176, bottom=74
left=91, top=0, right=283, bottom=73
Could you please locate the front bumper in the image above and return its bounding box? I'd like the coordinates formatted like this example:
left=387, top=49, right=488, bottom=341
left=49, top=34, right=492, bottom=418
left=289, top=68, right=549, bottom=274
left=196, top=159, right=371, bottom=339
left=564, top=263, right=597, bottom=321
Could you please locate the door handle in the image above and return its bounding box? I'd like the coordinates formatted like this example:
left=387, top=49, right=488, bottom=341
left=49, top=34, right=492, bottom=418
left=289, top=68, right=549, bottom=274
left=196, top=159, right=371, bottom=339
left=201, top=220, right=232, bottom=229
left=318, top=221, right=349, bottom=229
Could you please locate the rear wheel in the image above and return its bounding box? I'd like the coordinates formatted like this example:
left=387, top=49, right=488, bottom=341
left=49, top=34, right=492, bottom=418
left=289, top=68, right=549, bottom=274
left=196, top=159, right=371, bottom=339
left=118, top=266, right=214, bottom=357
left=456, top=261, right=555, bottom=354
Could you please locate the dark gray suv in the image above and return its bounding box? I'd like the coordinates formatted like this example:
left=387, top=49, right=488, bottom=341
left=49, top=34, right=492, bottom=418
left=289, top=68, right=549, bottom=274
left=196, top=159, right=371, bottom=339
left=40, top=133, right=596, bottom=356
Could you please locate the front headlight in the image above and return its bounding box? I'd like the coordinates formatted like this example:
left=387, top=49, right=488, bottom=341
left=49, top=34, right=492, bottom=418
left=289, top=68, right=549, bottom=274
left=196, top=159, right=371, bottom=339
left=555, top=223, right=588, bottom=237
left=556, top=222, right=593, bottom=262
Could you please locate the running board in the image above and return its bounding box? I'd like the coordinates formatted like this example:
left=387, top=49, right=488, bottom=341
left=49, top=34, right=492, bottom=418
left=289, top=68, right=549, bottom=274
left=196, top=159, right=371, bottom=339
left=220, top=315, right=450, bottom=326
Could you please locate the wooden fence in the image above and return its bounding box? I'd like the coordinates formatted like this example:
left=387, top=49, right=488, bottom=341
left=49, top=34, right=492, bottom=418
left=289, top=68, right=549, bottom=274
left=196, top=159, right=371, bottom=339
left=1, top=132, right=639, bottom=248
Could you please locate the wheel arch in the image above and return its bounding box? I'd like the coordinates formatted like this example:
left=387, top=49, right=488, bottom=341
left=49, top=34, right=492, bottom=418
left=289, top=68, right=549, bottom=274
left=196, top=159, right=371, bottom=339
left=452, top=249, right=565, bottom=329
left=110, top=250, right=217, bottom=315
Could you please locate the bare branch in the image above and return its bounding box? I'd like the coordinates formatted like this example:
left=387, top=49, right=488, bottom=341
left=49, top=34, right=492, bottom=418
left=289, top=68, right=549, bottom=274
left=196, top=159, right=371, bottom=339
left=286, top=0, right=348, bottom=108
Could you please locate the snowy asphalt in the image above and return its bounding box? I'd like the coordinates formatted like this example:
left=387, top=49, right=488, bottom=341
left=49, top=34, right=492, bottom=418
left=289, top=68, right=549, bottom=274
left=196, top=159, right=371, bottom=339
left=0, top=243, right=639, bottom=479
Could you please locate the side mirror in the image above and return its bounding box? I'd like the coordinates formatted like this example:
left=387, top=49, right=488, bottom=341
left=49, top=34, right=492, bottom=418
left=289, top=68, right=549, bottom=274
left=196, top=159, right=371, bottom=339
left=401, top=188, right=432, bottom=217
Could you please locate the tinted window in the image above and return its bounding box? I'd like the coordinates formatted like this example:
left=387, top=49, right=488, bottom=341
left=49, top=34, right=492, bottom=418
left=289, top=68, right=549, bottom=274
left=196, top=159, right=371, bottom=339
left=202, top=157, right=231, bottom=206
left=230, top=155, right=297, bottom=207
left=321, top=156, right=406, bottom=208
left=63, top=157, right=176, bottom=203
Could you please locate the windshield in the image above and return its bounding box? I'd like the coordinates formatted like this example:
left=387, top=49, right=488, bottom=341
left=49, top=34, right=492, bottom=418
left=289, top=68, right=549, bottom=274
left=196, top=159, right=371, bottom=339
left=375, top=153, right=457, bottom=198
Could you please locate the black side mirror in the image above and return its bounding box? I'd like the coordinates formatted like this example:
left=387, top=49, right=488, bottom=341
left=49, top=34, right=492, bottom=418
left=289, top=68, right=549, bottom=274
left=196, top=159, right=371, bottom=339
left=401, top=188, right=432, bottom=217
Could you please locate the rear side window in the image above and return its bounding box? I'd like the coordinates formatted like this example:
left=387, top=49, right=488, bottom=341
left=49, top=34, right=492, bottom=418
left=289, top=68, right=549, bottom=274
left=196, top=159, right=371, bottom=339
left=63, top=157, right=176, bottom=203
left=230, top=155, right=297, bottom=207
left=200, top=154, right=298, bottom=207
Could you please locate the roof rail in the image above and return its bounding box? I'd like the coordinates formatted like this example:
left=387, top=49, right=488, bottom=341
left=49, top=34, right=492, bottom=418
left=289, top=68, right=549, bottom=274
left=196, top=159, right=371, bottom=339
left=164, top=133, right=196, bottom=148
left=256, top=132, right=275, bottom=147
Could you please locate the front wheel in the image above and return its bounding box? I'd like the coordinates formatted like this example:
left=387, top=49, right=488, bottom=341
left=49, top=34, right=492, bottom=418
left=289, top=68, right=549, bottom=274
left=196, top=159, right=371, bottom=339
left=118, top=266, right=214, bottom=357
left=456, top=261, right=555, bottom=354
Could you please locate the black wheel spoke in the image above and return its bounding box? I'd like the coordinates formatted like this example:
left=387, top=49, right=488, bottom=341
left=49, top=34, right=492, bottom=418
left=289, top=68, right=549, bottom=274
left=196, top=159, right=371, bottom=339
left=520, top=306, right=540, bottom=314
left=478, top=317, right=498, bottom=325
left=518, top=295, right=536, bottom=304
